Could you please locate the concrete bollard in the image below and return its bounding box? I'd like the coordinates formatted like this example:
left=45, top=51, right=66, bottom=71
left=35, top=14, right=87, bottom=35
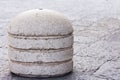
left=8, top=9, right=73, bottom=77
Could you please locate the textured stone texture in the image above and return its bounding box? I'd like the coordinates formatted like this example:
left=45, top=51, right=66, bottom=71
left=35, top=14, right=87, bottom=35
left=9, top=47, right=73, bottom=62
left=8, top=9, right=73, bottom=77
left=0, top=0, right=120, bottom=80
left=8, top=34, right=73, bottom=49
left=9, top=60, right=73, bottom=77
left=8, top=9, right=73, bottom=36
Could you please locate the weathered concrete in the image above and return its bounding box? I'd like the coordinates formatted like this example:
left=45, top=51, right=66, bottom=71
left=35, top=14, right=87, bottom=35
left=8, top=9, right=73, bottom=77
left=0, top=0, right=120, bottom=80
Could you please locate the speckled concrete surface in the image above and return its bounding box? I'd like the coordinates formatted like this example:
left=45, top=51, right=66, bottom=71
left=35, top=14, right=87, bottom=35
left=0, top=0, right=120, bottom=80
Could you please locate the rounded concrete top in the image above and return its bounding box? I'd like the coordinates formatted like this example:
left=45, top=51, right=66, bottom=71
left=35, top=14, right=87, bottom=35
left=8, top=9, right=73, bottom=36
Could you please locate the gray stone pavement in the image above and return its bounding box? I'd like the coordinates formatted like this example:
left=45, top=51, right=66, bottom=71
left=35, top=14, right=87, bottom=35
left=0, top=0, right=120, bottom=80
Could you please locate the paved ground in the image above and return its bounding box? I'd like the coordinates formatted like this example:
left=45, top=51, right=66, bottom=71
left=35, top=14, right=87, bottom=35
left=0, top=0, right=120, bottom=80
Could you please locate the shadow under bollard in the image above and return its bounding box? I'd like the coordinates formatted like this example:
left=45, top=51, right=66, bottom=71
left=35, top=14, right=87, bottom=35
left=11, top=71, right=76, bottom=80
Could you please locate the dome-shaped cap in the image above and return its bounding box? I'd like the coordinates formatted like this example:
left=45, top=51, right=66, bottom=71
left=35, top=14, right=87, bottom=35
left=8, top=9, right=73, bottom=36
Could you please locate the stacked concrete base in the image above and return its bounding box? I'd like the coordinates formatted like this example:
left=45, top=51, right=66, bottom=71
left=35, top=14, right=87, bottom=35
left=8, top=9, right=73, bottom=77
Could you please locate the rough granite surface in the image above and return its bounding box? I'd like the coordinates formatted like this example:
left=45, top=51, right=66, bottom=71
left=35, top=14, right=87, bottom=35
left=0, top=0, right=120, bottom=80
